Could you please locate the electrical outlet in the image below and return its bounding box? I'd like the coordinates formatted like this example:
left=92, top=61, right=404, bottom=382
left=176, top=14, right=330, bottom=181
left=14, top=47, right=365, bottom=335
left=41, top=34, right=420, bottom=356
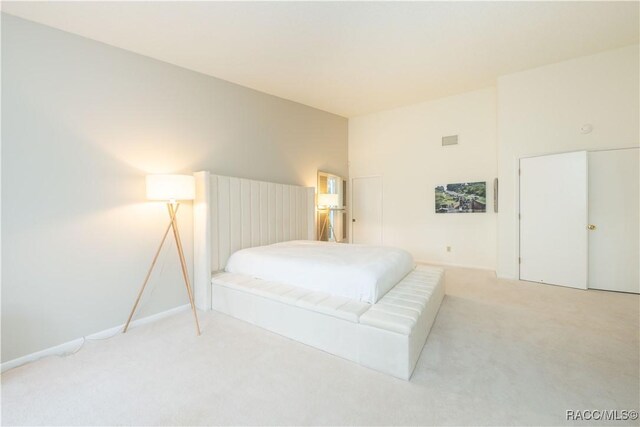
left=446, top=246, right=452, bottom=252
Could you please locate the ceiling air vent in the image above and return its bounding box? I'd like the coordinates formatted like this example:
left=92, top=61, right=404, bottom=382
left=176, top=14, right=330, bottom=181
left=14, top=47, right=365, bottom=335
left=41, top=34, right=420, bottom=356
left=442, top=135, right=458, bottom=146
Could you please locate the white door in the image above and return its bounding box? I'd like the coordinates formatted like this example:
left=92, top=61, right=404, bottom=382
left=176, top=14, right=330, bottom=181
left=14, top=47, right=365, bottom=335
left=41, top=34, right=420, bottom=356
left=519, top=151, right=588, bottom=289
left=352, top=176, right=382, bottom=245
left=588, top=148, right=639, bottom=293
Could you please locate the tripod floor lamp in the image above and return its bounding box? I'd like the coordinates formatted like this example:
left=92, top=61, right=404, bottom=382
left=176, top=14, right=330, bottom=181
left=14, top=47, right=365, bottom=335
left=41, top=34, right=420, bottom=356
left=317, top=193, right=341, bottom=242
left=123, top=174, right=201, bottom=336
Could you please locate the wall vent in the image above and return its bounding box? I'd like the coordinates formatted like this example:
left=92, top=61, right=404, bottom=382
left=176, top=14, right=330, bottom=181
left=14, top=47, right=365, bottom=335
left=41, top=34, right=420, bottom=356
left=442, top=135, right=458, bottom=146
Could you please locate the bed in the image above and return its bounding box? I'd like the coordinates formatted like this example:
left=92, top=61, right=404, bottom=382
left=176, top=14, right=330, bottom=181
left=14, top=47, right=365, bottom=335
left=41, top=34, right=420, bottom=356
left=193, top=172, right=444, bottom=380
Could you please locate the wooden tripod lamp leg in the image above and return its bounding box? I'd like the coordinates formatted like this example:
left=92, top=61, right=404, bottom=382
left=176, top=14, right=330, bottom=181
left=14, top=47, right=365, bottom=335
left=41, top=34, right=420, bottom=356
left=123, top=204, right=180, bottom=333
left=168, top=203, right=201, bottom=336
left=319, top=210, right=329, bottom=240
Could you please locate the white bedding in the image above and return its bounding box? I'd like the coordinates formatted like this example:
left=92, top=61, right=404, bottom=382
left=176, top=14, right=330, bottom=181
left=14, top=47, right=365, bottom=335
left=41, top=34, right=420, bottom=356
left=224, top=240, right=415, bottom=304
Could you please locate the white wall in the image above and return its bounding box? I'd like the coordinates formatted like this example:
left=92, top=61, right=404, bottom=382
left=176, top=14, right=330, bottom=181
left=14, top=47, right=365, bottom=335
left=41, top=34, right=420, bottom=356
left=1, top=14, right=347, bottom=362
left=349, top=88, right=497, bottom=269
left=497, top=45, right=640, bottom=279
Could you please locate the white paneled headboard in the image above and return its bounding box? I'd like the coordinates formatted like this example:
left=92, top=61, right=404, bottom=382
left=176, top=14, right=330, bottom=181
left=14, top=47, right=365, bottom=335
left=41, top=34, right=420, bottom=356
left=193, top=171, right=315, bottom=310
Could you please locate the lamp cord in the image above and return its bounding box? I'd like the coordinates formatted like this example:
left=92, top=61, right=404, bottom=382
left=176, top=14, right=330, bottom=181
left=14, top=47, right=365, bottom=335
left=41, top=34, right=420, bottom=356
left=2, top=236, right=175, bottom=374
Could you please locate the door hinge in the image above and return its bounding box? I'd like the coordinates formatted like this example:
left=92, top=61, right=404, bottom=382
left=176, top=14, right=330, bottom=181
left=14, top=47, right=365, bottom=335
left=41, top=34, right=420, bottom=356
left=518, top=213, right=521, bottom=220
left=518, top=257, right=521, bottom=264
left=518, top=169, right=521, bottom=176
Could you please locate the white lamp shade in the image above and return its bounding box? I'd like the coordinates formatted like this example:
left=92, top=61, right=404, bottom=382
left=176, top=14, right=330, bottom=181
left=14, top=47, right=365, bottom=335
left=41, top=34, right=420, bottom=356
left=146, top=174, right=195, bottom=201
left=317, top=193, right=339, bottom=208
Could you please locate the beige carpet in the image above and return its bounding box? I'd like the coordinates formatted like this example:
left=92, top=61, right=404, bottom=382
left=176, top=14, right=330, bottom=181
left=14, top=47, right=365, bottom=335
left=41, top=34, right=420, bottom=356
left=2, top=267, right=639, bottom=426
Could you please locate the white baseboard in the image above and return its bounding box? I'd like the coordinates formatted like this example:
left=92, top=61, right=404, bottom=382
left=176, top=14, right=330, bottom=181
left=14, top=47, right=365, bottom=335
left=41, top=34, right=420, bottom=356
left=1, top=304, right=190, bottom=373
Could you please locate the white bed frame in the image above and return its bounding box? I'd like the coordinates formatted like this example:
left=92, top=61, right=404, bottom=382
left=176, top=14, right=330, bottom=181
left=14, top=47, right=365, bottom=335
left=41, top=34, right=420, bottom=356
left=193, top=171, right=444, bottom=380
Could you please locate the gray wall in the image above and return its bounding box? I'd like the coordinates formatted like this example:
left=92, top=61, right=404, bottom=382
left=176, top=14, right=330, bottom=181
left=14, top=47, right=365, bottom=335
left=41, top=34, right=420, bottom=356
left=1, top=14, right=348, bottom=362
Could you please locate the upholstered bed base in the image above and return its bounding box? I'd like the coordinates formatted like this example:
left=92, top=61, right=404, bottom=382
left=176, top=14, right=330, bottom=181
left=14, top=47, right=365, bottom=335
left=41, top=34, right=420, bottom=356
left=193, top=172, right=445, bottom=380
left=211, top=265, right=445, bottom=380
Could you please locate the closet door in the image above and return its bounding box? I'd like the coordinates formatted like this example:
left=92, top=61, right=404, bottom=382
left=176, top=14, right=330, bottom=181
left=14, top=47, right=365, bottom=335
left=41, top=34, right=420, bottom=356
left=588, top=148, right=639, bottom=293
left=352, top=176, right=382, bottom=245
left=519, top=151, right=588, bottom=289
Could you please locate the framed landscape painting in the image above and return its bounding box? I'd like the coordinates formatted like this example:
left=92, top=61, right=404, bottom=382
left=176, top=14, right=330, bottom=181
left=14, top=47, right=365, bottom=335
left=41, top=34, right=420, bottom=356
left=435, top=182, right=486, bottom=213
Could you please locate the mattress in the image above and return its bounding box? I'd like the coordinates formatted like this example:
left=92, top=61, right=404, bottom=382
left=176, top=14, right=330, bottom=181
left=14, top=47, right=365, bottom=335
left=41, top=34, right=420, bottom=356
left=224, top=240, right=415, bottom=303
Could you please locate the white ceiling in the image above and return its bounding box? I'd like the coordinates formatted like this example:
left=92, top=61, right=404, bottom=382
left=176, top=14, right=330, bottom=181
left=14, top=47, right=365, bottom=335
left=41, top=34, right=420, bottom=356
left=3, top=1, right=638, bottom=117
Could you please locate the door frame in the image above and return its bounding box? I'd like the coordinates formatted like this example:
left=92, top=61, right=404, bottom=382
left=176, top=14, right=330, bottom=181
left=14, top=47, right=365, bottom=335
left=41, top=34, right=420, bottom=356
left=350, top=175, right=383, bottom=245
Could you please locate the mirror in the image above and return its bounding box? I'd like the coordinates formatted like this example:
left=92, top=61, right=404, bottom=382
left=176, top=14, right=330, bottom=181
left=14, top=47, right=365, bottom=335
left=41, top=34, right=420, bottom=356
left=317, top=171, right=347, bottom=242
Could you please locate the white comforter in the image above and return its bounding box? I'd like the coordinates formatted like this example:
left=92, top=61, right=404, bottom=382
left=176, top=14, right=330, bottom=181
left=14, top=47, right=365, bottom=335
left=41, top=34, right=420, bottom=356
left=224, top=240, right=415, bottom=304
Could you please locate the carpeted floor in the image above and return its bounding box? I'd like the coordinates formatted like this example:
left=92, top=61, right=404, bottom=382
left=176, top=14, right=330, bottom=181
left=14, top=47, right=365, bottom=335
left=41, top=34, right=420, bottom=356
left=2, top=267, right=639, bottom=426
